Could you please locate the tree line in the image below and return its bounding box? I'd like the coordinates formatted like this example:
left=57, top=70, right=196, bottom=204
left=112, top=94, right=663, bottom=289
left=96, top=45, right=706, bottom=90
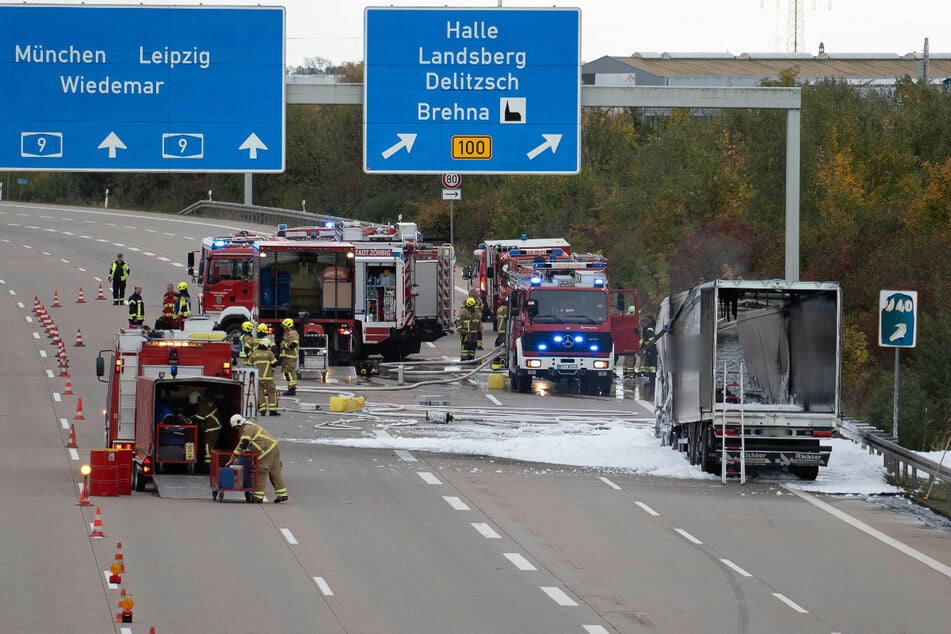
left=4, top=69, right=949, bottom=449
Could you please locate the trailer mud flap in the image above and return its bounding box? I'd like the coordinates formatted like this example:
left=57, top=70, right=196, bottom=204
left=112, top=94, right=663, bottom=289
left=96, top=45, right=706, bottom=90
left=722, top=446, right=831, bottom=467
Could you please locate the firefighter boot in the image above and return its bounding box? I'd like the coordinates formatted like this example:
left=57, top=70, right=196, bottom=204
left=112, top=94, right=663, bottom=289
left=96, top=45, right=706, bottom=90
left=283, top=387, right=296, bottom=396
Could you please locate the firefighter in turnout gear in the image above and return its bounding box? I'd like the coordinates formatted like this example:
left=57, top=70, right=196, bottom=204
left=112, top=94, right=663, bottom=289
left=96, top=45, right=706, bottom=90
left=279, top=318, right=299, bottom=396
left=253, top=323, right=269, bottom=350
left=239, top=321, right=255, bottom=364
left=160, top=283, right=176, bottom=329
left=108, top=253, right=130, bottom=306
left=455, top=297, right=480, bottom=361
left=228, top=414, right=288, bottom=503
left=249, top=337, right=280, bottom=415
left=467, top=288, right=485, bottom=349
left=188, top=391, right=221, bottom=467
left=127, top=286, right=144, bottom=327
left=173, top=282, right=191, bottom=329
left=491, top=302, right=508, bottom=370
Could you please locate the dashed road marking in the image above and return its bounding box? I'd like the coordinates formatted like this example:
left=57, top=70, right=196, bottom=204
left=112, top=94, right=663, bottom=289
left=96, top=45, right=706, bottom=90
left=443, top=496, right=470, bottom=511
left=417, top=471, right=442, bottom=485
left=772, top=592, right=809, bottom=614
left=541, top=586, right=577, bottom=607
left=720, top=558, right=753, bottom=577
left=583, top=627, right=610, bottom=634
left=503, top=552, right=536, bottom=571
left=598, top=476, right=621, bottom=490
left=69, top=448, right=79, bottom=461
left=485, top=393, right=502, bottom=406
left=471, top=523, right=501, bottom=539
left=394, top=450, right=417, bottom=462
left=60, top=418, right=69, bottom=430
left=635, top=501, right=660, bottom=516
left=313, top=576, right=334, bottom=596
left=280, top=528, right=298, bottom=545
left=674, top=528, right=703, bottom=545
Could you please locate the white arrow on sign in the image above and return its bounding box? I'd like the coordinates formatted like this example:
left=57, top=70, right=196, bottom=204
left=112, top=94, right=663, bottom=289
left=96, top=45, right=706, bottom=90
left=526, top=134, right=562, bottom=160
left=97, top=132, right=127, bottom=159
left=239, top=133, right=268, bottom=159
left=888, top=323, right=908, bottom=342
left=442, top=189, right=462, bottom=200
left=381, top=133, right=417, bottom=159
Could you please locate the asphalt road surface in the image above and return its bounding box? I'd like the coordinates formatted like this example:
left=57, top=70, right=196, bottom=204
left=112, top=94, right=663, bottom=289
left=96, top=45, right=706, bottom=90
left=2, top=201, right=949, bottom=633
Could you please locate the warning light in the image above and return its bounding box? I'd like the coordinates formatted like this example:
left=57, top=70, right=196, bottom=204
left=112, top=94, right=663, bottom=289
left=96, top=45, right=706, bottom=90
left=80, top=464, right=92, bottom=477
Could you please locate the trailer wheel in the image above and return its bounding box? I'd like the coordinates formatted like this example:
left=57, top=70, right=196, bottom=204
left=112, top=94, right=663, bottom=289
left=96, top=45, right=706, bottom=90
left=688, top=423, right=700, bottom=465
left=790, top=465, right=819, bottom=481
left=700, top=425, right=717, bottom=474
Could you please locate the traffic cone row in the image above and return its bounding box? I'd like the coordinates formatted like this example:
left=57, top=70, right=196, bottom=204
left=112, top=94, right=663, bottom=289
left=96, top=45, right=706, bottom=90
left=74, top=397, right=85, bottom=420
left=76, top=287, right=86, bottom=303
left=67, top=424, right=78, bottom=449
left=115, top=588, right=134, bottom=623
left=59, top=355, right=70, bottom=377
left=64, top=373, right=74, bottom=395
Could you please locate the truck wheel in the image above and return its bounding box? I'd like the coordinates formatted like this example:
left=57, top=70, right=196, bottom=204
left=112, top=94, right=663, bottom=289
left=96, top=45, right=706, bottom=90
left=688, top=423, right=699, bottom=465
left=791, top=465, right=819, bottom=481
left=516, top=372, right=532, bottom=393
left=133, top=466, right=145, bottom=493
left=598, top=376, right=614, bottom=396
left=700, top=425, right=716, bottom=474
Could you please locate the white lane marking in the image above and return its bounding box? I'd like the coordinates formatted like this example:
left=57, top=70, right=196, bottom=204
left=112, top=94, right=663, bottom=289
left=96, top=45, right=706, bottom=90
left=485, top=393, right=502, bottom=406
left=60, top=418, right=69, bottom=430
left=60, top=258, right=69, bottom=263
left=39, top=347, right=46, bottom=355
left=103, top=570, right=119, bottom=590
left=417, top=471, right=442, bottom=485
left=53, top=392, right=61, bottom=402
left=69, top=448, right=79, bottom=461
left=635, top=501, right=660, bottom=515
left=78, top=267, right=86, bottom=272
left=443, top=496, right=470, bottom=511
left=127, top=246, right=141, bottom=251
left=541, top=586, right=578, bottom=607
left=472, top=523, right=501, bottom=539
left=425, top=341, right=436, bottom=348
left=105, top=222, right=118, bottom=226
left=17, top=301, right=24, bottom=308
left=96, top=239, right=108, bottom=243
left=583, top=627, right=610, bottom=634
left=394, top=450, right=417, bottom=462
left=33, top=332, right=41, bottom=340
left=142, top=252, right=155, bottom=257
left=598, top=476, right=621, bottom=490
left=313, top=576, right=334, bottom=596
left=720, top=558, right=753, bottom=577
left=503, top=552, right=537, bottom=571
left=454, top=285, right=468, bottom=294
left=772, top=592, right=809, bottom=614
left=8, top=289, right=16, bottom=295
left=280, top=528, right=298, bottom=545
left=172, top=262, right=185, bottom=268
left=94, top=276, right=103, bottom=282
left=372, top=429, right=390, bottom=439
left=156, top=256, right=170, bottom=262
left=25, top=316, right=33, bottom=323
left=785, top=487, right=951, bottom=579
left=22, top=245, right=31, bottom=249
left=144, top=228, right=157, bottom=233
left=46, top=369, right=55, bottom=378
left=675, top=528, right=703, bottom=545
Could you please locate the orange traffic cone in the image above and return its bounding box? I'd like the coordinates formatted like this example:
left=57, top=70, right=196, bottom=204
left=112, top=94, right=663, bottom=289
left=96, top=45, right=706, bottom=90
left=90, top=507, right=105, bottom=538
left=96, top=283, right=106, bottom=300
left=77, top=287, right=86, bottom=303
left=51, top=328, right=62, bottom=345
left=67, top=424, right=78, bottom=449
left=59, top=355, right=69, bottom=377
left=114, top=542, right=125, bottom=573
left=64, top=373, right=74, bottom=395
left=52, top=291, right=61, bottom=308
left=74, top=397, right=86, bottom=420
left=115, top=588, right=134, bottom=623
left=76, top=474, right=92, bottom=506
left=75, top=328, right=85, bottom=347
left=33, top=296, right=42, bottom=314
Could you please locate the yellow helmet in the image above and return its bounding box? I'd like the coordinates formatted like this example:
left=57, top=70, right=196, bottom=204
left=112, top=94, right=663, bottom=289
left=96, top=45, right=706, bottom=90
left=242, top=321, right=254, bottom=333
left=177, top=282, right=188, bottom=291
left=465, top=297, right=476, bottom=307
left=281, top=318, right=294, bottom=329
left=257, top=323, right=269, bottom=334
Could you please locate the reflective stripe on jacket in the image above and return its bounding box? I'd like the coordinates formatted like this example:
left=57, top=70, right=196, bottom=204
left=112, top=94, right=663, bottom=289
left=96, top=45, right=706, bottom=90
left=232, top=423, right=277, bottom=458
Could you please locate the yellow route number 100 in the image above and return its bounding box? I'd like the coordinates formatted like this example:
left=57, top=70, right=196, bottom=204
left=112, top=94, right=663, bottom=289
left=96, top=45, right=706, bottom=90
left=451, top=135, right=492, bottom=160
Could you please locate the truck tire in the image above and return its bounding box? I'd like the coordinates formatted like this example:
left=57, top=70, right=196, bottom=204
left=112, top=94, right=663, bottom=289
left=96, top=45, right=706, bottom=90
left=598, top=375, right=614, bottom=396
left=515, top=372, right=532, bottom=394
left=700, top=425, right=717, bottom=474
left=791, top=465, right=819, bottom=481
left=133, top=466, right=145, bottom=493
left=688, top=423, right=700, bottom=465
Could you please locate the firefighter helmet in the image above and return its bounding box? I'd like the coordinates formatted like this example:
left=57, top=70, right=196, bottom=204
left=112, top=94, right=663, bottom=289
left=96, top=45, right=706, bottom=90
left=177, top=282, right=188, bottom=291
left=229, top=414, right=245, bottom=427
left=465, top=297, right=476, bottom=308
left=187, top=390, right=201, bottom=405
left=242, top=321, right=254, bottom=333
left=281, top=318, right=294, bottom=329
left=257, top=323, right=269, bottom=334
left=259, top=337, right=272, bottom=348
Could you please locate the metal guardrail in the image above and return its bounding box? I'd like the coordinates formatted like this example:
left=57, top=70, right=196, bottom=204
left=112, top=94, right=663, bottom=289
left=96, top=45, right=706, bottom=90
left=179, top=200, right=349, bottom=229
left=840, top=417, right=951, bottom=499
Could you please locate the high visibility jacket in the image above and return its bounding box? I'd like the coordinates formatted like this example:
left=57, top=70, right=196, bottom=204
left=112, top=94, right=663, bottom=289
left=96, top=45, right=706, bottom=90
left=109, top=261, right=130, bottom=282
left=162, top=292, right=176, bottom=319
left=455, top=307, right=480, bottom=341
left=174, top=294, right=191, bottom=319
left=248, top=348, right=278, bottom=381
left=192, top=401, right=221, bottom=433
left=232, top=422, right=278, bottom=458
left=280, top=329, right=299, bottom=361
left=495, top=305, right=507, bottom=335
left=240, top=333, right=255, bottom=362
left=127, top=294, right=144, bottom=322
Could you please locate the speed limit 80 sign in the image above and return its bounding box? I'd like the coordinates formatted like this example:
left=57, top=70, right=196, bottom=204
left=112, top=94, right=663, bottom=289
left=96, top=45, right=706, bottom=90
left=441, top=173, right=461, bottom=189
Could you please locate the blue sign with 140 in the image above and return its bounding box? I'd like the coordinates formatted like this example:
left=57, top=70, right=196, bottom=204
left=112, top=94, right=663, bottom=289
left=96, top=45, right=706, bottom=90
left=0, top=5, right=284, bottom=172
left=364, top=7, right=580, bottom=174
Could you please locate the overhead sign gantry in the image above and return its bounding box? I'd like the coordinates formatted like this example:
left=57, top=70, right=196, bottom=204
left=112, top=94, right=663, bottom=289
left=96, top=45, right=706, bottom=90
left=0, top=5, right=285, bottom=172
left=363, top=7, right=580, bottom=174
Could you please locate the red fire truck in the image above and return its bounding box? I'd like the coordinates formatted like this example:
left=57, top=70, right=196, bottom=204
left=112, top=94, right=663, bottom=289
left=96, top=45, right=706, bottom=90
left=468, top=237, right=571, bottom=320
left=95, top=323, right=254, bottom=492
left=504, top=252, right=640, bottom=395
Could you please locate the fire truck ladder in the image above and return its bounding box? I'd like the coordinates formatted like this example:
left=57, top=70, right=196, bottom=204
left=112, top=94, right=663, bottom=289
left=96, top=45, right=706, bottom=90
left=720, top=362, right=747, bottom=484
left=437, top=245, right=454, bottom=331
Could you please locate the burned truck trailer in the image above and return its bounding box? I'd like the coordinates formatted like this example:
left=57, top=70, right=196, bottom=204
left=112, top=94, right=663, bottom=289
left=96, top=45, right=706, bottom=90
left=653, top=279, right=841, bottom=480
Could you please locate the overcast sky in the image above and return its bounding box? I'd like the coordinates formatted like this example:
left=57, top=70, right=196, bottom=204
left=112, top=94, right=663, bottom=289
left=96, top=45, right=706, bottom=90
left=23, top=1, right=951, bottom=67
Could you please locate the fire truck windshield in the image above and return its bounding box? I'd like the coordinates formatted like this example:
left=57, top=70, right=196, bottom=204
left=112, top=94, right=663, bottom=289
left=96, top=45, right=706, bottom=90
left=529, top=289, right=607, bottom=324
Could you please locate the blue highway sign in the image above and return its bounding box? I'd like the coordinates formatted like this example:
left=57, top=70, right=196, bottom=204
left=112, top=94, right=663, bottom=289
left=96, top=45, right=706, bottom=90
left=879, top=290, right=917, bottom=347
left=0, top=5, right=284, bottom=172
left=364, top=7, right=580, bottom=174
